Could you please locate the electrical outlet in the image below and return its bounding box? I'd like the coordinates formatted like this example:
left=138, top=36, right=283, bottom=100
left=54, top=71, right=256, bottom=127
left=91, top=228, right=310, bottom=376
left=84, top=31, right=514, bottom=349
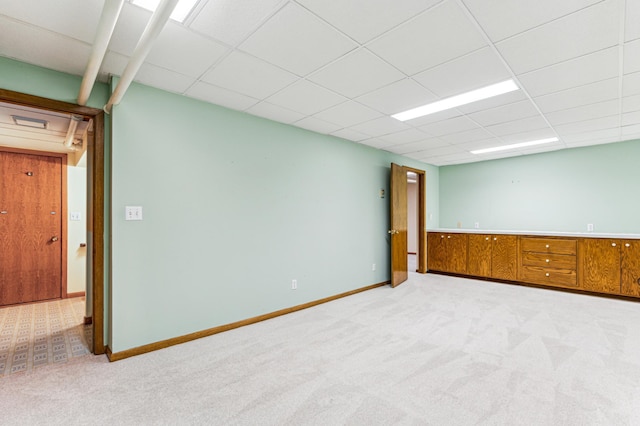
left=291, top=279, right=297, bottom=290
left=587, top=223, right=594, bottom=232
left=372, top=263, right=376, bottom=271
left=474, top=222, right=479, bottom=229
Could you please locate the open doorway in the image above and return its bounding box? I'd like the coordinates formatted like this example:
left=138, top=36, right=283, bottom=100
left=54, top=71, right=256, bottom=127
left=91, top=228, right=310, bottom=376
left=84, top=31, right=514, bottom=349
left=407, top=171, right=419, bottom=273
left=0, top=89, right=105, bottom=360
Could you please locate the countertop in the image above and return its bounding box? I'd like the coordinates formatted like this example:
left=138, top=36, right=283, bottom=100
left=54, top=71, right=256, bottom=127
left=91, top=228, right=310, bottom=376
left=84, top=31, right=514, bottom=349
left=427, top=228, right=640, bottom=240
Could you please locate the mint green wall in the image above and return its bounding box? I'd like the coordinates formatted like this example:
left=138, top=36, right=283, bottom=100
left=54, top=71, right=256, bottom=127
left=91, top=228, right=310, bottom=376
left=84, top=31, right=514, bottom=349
left=439, top=140, right=640, bottom=233
left=110, top=82, right=438, bottom=352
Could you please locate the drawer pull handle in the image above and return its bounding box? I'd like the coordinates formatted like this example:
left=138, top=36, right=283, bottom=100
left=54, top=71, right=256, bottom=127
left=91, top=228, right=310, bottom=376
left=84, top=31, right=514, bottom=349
left=625, top=243, right=631, bottom=248
left=485, top=237, right=489, bottom=241
left=441, top=235, right=444, bottom=238
left=545, top=273, right=550, bottom=277
left=447, top=236, right=451, bottom=239
left=546, top=259, right=550, bottom=263
left=493, top=237, right=497, bottom=241
left=612, top=243, right=617, bottom=247
left=545, top=244, right=550, bottom=248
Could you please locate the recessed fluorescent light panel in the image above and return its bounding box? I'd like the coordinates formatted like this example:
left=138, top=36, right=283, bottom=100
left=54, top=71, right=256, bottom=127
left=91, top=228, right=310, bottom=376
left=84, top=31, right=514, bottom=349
left=131, top=0, right=198, bottom=22
left=392, top=79, right=519, bottom=122
left=12, top=115, right=48, bottom=129
left=470, top=137, right=559, bottom=154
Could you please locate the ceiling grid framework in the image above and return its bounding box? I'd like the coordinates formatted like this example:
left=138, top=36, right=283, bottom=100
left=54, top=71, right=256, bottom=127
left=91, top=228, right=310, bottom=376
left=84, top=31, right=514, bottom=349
left=0, top=0, right=639, bottom=165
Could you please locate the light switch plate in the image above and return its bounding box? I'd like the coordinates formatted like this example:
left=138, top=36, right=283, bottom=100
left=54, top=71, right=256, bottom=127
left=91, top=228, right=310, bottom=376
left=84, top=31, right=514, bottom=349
left=70, top=211, right=81, bottom=221
left=125, top=206, right=143, bottom=221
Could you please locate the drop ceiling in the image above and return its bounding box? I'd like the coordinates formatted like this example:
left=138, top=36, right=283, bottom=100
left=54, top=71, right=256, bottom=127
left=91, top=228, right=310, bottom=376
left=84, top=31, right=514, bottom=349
left=1, top=0, right=639, bottom=165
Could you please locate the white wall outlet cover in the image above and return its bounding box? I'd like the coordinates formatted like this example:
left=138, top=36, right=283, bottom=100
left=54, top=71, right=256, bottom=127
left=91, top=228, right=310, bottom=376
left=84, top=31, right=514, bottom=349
left=70, top=211, right=81, bottom=221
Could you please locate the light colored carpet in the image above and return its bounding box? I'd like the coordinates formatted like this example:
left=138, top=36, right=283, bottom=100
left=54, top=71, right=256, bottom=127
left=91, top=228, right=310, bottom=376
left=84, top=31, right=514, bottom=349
left=1, top=273, right=640, bottom=425
left=0, top=297, right=91, bottom=376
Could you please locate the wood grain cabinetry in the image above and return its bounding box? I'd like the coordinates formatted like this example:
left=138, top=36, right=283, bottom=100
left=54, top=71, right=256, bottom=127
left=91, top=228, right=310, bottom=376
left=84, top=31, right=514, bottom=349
left=519, top=237, right=578, bottom=288
left=468, top=234, right=517, bottom=280
left=427, top=232, right=467, bottom=274
left=427, top=231, right=640, bottom=300
left=580, top=239, right=640, bottom=296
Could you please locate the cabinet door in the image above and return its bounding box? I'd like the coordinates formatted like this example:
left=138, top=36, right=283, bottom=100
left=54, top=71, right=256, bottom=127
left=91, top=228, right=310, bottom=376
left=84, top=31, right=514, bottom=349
left=621, top=240, right=640, bottom=297
left=468, top=234, right=491, bottom=277
left=491, top=235, right=518, bottom=280
left=581, top=238, right=621, bottom=294
left=427, top=233, right=446, bottom=271
left=446, top=234, right=468, bottom=274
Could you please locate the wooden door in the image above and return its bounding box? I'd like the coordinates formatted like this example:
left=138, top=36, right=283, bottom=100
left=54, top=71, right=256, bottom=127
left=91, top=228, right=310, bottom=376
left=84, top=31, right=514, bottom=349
left=581, top=238, right=621, bottom=294
left=621, top=240, right=640, bottom=297
left=468, top=234, right=491, bottom=277
left=390, top=163, right=408, bottom=287
left=491, top=235, right=517, bottom=280
left=0, top=151, right=63, bottom=305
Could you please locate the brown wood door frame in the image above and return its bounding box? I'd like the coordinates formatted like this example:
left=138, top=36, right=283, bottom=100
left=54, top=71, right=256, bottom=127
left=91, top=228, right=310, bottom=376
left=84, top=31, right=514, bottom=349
left=405, top=166, right=427, bottom=274
left=0, top=89, right=105, bottom=355
left=0, top=147, right=68, bottom=303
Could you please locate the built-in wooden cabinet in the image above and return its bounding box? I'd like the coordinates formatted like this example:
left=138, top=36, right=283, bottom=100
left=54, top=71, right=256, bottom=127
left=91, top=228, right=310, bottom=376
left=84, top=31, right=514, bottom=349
left=427, top=231, right=640, bottom=300
left=579, top=239, right=640, bottom=296
left=467, top=234, right=517, bottom=280
left=519, top=237, right=578, bottom=289
left=427, top=232, right=467, bottom=274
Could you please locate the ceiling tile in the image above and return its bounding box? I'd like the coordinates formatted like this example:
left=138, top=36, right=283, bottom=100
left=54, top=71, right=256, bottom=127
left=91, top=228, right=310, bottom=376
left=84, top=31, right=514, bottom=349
left=355, top=79, right=437, bottom=115
left=295, top=0, right=442, bottom=43
left=378, top=128, right=431, bottom=145
left=313, top=101, right=382, bottom=128
left=190, top=0, right=286, bottom=46
left=265, top=80, right=346, bottom=115
left=202, top=51, right=297, bottom=99
left=456, top=90, right=528, bottom=114
left=419, top=116, right=480, bottom=137
left=496, top=1, right=619, bottom=74
left=308, top=49, right=405, bottom=98
left=245, top=101, right=306, bottom=124
left=386, top=138, right=449, bottom=155
left=135, top=63, right=195, bottom=94
left=625, top=0, right=640, bottom=42
left=293, top=117, right=343, bottom=134
left=413, top=47, right=511, bottom=98
left=518, top=47, right=619, bottom=97
left=484, top=116, right=551, bottom=137
left=108, top=3, right=149, bottom=56
left=565, top=137, right=621, bottom=148
left=440, top=128, right=494, bottom=144
left=622, top=123, right=640, bottom=136
left=185, top=81, right=260, bottom=111
left=555, top=116, right=619, bottom=136
left=367, top=1, right=487, bottom=75
left=359, top=138, right=391, bottom=149
left=462, top=0, right=601, bottom=42
left=545, top=100, right=619, bottom=125
left=535, top=78, right=619, bottom=113
left=239, top=3, right=357, bottom=76
left=624, top=72, right=640, bottom=96
left=456, top=137, right=509, bottom=151
left=330, top=128, right=370, bottom=142
left=0, top=15, right=91, bottom=76
left=349, top=116, right=411, bottom=137
left=623, top=94, right=640, bottom=113
left=146, top=22, right=229, bottom=78
left=466, top=100, right=540, bottom=126
left=621, top=110, right=640, bottom=126
left=412, top=144, right=464, bottom=159
left=501, top=128, right=558, bottom=144
left=624, top=39, right=640, bottom=75
left=561, top=127, right=620, bottom=143
left=0, top=0, right=103, bottom=43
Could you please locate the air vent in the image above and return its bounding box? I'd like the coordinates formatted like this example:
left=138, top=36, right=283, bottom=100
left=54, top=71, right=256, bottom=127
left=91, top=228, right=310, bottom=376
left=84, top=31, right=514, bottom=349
left=12, top=115, right=48, bottom=129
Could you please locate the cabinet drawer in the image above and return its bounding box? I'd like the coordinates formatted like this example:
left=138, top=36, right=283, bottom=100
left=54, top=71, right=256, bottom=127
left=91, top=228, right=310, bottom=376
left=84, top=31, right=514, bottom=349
left=521, top=238, right=577, bottom=255
left=521, top=252, right=576, bottom=269
left=520, top=265, right=577, bottom=287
